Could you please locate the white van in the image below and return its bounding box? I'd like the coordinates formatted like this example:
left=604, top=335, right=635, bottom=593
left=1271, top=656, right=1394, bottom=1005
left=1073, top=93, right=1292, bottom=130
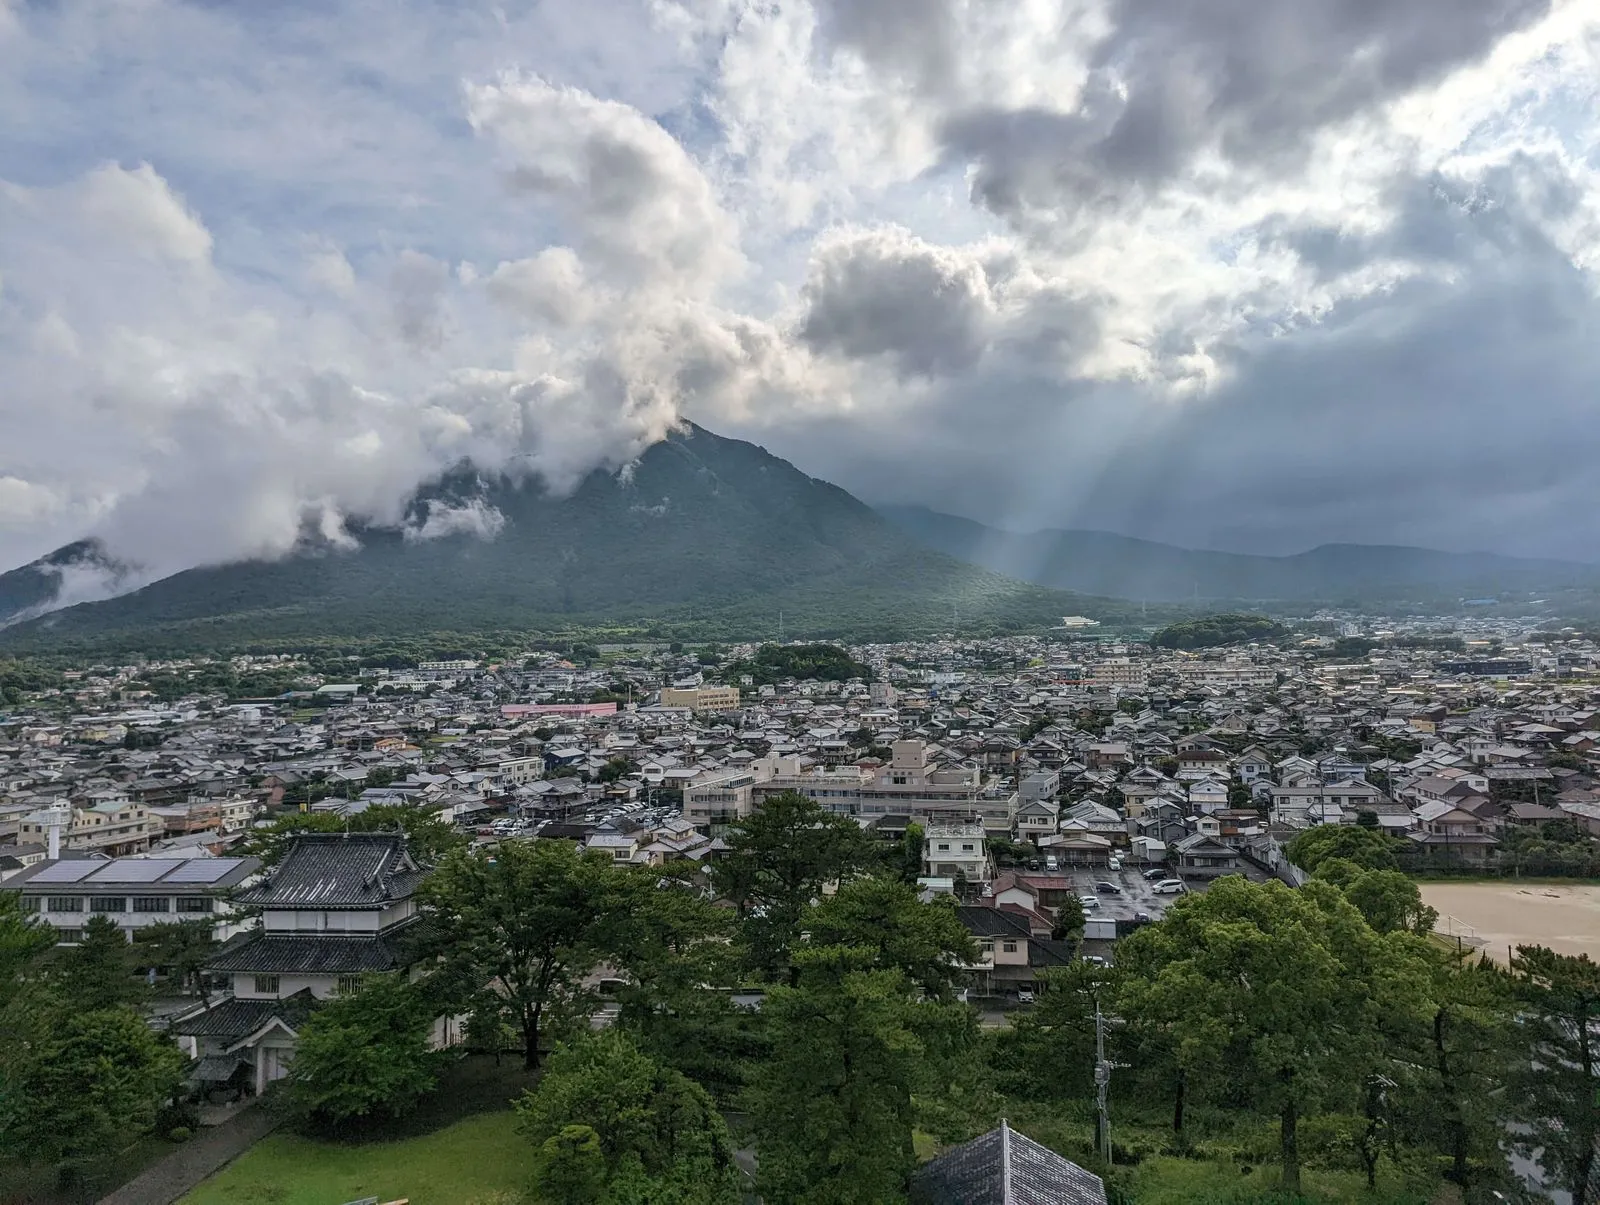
left=1045, top=855, right=1059, bottom=871
left=1153, top=879, right=1187, bottom=894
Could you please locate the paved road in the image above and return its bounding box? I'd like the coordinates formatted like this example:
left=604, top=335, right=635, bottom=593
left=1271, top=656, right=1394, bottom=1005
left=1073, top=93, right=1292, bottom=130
left=98, top=1103, right=282, bottom=1205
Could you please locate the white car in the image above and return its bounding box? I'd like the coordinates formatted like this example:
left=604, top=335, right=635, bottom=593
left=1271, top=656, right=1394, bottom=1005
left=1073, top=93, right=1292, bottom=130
left=1106, top=856, right=1122, bottom=872
left=1017, top=988, right=1035, bottom=1004
left=1079, top=895, right=1101, bottom=910
left=1153, top=879, right=1187, bottom=894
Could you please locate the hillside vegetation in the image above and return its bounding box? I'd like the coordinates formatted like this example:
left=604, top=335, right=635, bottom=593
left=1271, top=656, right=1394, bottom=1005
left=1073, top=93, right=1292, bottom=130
left=1150, top=613, right=1286, bottom=650
left=0, top=426, right=1174, bottom=654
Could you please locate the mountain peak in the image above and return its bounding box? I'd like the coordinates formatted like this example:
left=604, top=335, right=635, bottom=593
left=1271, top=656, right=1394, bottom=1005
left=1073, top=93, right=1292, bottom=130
left=0, top=424, right=1097, bottom=648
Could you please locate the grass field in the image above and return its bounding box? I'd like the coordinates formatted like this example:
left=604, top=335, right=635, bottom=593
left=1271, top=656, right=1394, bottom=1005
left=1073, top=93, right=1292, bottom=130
left=178, top=1112, right=527, bottom=1205
left=1113, top=1156, right=1440, bottom=1204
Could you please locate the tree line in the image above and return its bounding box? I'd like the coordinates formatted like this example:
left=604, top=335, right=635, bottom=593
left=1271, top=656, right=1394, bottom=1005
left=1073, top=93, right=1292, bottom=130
left=292, top=794, right=1599, bottom=1203
left=4, top=795, right=1598, bottom=1203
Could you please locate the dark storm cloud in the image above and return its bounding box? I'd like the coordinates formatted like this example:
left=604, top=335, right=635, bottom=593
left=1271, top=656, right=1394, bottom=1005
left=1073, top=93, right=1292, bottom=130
left=930, top=0, right=1553, bottom=217
left=741, top=156, right=1600, bottom=559
left=798, top=228, right=995, bottom=377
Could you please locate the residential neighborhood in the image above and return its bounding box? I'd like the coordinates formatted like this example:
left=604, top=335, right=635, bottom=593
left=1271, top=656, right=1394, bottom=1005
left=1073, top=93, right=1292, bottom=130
left=4, top=620, right=1600, bottom=1202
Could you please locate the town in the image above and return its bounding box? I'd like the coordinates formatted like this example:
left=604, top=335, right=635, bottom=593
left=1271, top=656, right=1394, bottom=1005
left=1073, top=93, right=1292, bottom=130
left=2, top=616, right=1599, bottom=1202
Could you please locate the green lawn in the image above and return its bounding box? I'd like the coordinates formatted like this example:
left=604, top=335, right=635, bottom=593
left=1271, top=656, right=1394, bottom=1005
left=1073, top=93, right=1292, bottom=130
left=1112, top=1156, right=1439, bottom=1204
left=179, top=1112, right=528, bottom=1205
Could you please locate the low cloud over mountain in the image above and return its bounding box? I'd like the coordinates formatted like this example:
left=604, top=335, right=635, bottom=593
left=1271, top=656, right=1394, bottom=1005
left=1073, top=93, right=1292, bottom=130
left=2, top=0, right=1598, bottom=589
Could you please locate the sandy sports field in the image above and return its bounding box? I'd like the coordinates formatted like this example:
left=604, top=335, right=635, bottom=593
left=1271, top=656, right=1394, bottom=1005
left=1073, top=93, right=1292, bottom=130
left=1420, top=882, right=1600, bottom=964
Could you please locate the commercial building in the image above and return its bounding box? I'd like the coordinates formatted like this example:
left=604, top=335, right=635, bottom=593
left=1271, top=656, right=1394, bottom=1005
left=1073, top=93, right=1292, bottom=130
left=6, top=854, right=260, bottom=943
left=658, top=686, right=741, bottom=713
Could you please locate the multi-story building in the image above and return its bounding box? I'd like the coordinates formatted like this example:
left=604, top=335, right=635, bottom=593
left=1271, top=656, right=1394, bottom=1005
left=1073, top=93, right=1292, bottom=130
left=492, top=756, right=545, bottom=787
left=658, top=685, right=741, bottom=713
left=1090, top=659, right=1149, bottom=690
left=923, top=822, right=990, bottom=882
left=749, top=742, right=1016, bottom=833
left=682, top=768, right=760, bottom=832
left=17, top=800, right=164, bottom=857
left=5, top=854, right=260, bottom=943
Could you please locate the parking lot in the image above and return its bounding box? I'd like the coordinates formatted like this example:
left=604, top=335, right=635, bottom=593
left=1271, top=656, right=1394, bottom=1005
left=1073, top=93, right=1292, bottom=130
left=1052, top=865, right=1189, bottom=926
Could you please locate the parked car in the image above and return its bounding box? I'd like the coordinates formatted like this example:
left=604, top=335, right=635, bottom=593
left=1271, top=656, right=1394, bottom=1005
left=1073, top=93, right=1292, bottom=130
left=1153, top=879, right=1187, bottom=894
left=1106, top=856, right=1122, bottom=871
left=1094, top=881, right=1123, bottom=895
left=1134, top=911, right=1153, bottom=924
left=1017, top=988, right=1035, bottom=1004
left=1142, top=867, right=1169, bottom=881
left=1079, top=895, right=1101, bottom=910
left=1045, top=855, right=1059, bottom=871
left=1081, top=954, right=1107, bottom=967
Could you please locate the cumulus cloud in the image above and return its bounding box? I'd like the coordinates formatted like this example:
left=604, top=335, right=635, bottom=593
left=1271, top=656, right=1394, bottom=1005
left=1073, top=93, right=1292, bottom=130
left=467, top=73, right=741, bottom=293
left=799, top=226, right=998, bottom=377
left=1, top=0, right=1598, bottom=599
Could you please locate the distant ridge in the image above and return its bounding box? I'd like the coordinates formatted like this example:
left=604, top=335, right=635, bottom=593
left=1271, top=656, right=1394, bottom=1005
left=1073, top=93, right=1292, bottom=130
left=0, top=426, right=1143, bottom=650
left=878, top=504, right=1600, bottom=605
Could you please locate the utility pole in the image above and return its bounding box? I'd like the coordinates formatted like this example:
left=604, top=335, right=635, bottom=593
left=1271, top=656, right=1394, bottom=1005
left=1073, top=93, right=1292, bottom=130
left=778, top=610, right=784, bottom=643
left=1094, top=1004, right=1113, bottom=1164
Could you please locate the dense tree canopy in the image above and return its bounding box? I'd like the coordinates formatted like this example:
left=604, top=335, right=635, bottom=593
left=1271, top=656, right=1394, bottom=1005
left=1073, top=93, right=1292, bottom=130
left=749, top=946, right=975, bottom=1205
left=420, top=839, right=631, bottom=1069
left=722, top=642, right=870, bottom=685
left=517, top=1031, right=740, bottom=1204
left=1285, top=823, right=1401, bottom=874
left=804, top=876, right=976, bottom=1000
left=1509, top=946, right=1600, bottom=1205
left=709, top=790, right=882, bottom=981
left=286, top=974, right=440, bottom=1126
left=1150, top=614, right=1286, bottom=650
left=1115, top=878, right=1433, bottom=1189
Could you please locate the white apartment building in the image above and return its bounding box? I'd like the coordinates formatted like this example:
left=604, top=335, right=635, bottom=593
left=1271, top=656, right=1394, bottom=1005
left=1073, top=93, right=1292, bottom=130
left=923, top=823, right=990, bottom=882
left=1177, top=663, right=1277, bottom=688
left=682, top=768, right=761, bottom=832
left=493, top=756, right=545, bottom=787
left=6, top=855, right=261, bottom=943
left=1091, top=660, right=1149, bottom=690
left=749, top=742, right=1016, bottom=833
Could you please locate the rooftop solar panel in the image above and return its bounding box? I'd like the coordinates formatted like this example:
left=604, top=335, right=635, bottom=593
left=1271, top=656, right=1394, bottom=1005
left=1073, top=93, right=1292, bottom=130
left=88, top=859, right=181, bottom=884
left=164, top=858, right=243, bottom=884
left=27, top=861, right=101, bottom=884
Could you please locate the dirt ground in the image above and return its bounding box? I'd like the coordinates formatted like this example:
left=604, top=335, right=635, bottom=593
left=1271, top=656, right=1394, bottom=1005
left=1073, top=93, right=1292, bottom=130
left=1419, top=882, right=1600, bottom=964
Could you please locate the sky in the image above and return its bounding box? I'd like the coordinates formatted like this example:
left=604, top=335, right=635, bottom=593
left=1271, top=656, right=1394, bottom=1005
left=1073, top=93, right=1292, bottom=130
left=1, top=0, right=1598, bottom=598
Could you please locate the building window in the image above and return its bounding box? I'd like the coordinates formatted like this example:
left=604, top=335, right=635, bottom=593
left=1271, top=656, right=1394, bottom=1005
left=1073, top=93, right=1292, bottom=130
left=53, top=928, right=81, bottom=943
left=962, top=844, right=974, bottom=852
left=132, top=897, right=171, bottom=913
left=175, top=896, right=213, bottom=913
left=18, top=897, right=40, bottom=914
left=336, top=975, right=364, bottom=996
left=46, top=897, right=83, bottom=913
left=253, top=975, right=280, bottom=995
left=90, top=897, right=128, bottom=913
left=936, top=843, right=949, bottom=852
left=1002, top=941, right=1018, bottom=953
